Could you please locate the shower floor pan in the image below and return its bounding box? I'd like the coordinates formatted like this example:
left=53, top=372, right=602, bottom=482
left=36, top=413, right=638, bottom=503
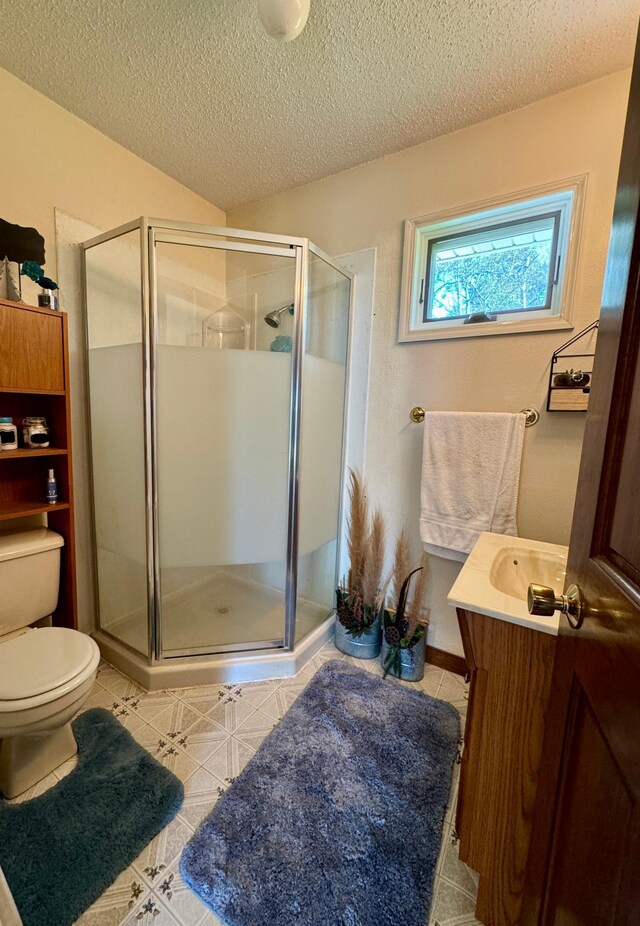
left=95, top=570, right=334, bottom=691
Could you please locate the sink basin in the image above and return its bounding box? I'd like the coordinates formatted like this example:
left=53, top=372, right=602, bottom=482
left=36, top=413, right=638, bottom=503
left=447, top=532, right=568, bottom=634
left=490, top=546, right=567, bottom=600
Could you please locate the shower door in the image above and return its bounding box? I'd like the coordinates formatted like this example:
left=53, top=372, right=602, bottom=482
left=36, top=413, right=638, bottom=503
left=294, top=249, right=351, bottom=640
left=150, top=228, right=301, bottom=658
left=84, top=227, right=150, bottom=657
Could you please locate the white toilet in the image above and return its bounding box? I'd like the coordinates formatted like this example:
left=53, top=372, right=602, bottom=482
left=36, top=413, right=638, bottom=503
left=0, top=528, right=100, bottom=799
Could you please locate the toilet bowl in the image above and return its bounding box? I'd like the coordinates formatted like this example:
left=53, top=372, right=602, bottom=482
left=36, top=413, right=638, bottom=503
left=0, top=529, right=100, bottom=799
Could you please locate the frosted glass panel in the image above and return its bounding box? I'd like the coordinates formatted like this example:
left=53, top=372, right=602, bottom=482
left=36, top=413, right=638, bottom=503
left=155, top=241, right=295, bottom=655
left=85, top=231, right=148, bottom=656
left=296, top=254, right=350, bottom=636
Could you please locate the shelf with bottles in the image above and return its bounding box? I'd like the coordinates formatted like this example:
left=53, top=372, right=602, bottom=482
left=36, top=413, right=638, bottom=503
left=0, top=439, right=68, bottom=506
left=0, top=392, right=67, bottom=453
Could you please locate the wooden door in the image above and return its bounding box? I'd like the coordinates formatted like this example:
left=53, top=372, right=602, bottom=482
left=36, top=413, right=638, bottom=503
left=524, top=28, right=640, bottom=926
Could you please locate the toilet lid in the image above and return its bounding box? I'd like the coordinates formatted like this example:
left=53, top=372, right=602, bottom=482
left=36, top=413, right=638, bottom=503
left=0, top=628, right=96, bottom=701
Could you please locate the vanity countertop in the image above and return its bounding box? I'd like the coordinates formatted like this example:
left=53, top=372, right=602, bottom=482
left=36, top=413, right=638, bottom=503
left=447, top=531, right=568, bottom=635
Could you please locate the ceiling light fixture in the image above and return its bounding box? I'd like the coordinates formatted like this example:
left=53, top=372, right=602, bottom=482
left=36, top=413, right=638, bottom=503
left=257, top=0, right=310, bottom=42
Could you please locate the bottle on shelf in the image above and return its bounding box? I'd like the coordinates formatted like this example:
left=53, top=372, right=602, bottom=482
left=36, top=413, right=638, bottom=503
left=46, top=468, right=58, bottom=505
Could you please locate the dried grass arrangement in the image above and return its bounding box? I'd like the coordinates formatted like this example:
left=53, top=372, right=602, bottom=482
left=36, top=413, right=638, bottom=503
left=336, top=470, right=388, bottom=638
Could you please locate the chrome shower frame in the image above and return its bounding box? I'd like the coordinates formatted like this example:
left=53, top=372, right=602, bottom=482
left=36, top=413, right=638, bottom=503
left=82, top=218, right=354, bottom=672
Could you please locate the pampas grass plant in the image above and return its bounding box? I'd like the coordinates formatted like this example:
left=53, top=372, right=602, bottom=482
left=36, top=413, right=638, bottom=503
left=346, top=469, right=368, bottom=601
left=362, top=508, right=386, bottom=610
left=406, top=554, right=429, bottom=640
left=338, top=471, right=388, bottom=635
left=392, top=530, right=410, bottom=610
left=385, top=540, right=429, bottom=651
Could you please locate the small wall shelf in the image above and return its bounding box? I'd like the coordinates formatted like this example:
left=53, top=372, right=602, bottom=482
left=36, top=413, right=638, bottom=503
left=547, top=320, right=598, bottom=413
left=0, top=298, right=77, bottom=629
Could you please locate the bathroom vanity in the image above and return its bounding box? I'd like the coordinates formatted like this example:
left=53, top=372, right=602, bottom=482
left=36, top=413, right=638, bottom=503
left=448, top=532, right=567, bottom=926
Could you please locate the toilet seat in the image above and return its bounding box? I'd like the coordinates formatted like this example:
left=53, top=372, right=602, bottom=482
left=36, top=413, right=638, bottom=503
left=0, top=628, right=100, bottom=711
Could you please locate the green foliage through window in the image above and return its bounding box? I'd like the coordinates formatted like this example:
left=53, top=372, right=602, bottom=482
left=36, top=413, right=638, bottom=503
left=423, top=212, right=560, bottom=322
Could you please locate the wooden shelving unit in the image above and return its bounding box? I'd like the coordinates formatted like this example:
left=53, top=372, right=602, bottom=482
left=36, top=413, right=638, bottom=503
left=0, top=297, right=77, bottom=629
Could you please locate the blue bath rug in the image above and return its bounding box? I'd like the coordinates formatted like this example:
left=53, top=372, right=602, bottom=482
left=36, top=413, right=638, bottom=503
left=0, top=708, right=183, bottom=926
left=181, top=659, right=460, bottom=926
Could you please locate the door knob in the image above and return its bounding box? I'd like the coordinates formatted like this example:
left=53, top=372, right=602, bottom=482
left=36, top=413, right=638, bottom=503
left=527, top=583, right=584, bottom=630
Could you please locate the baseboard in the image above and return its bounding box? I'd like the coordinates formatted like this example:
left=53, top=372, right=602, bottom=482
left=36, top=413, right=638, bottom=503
left=425, top=645, right=468, bottom=677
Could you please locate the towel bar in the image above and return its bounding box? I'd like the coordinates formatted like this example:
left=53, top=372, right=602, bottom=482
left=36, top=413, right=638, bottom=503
left=409, top=406, right=539, bottom=427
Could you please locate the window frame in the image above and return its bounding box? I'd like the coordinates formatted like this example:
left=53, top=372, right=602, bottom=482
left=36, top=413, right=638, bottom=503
left=423, top=210, right=562, bottom=321
left=399, top=176, right=587, bottom=342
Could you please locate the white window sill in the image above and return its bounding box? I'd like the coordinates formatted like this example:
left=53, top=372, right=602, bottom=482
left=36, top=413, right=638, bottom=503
left=398, top=314, right=574, bottom=343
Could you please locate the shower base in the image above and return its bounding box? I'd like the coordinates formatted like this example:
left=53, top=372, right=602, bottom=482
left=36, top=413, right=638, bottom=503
left=95, top=570, right=335, bottom=691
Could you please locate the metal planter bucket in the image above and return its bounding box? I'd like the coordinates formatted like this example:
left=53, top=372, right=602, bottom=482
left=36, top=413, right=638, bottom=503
left=380, top=634, right=426, bottom=681
left=334, top=590, right=382, bottom=659
left=334, top=614, right=382, bottom=659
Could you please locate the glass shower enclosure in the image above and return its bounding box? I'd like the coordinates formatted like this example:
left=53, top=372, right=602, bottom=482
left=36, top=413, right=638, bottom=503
left=83, top=219, right=352, bottom=667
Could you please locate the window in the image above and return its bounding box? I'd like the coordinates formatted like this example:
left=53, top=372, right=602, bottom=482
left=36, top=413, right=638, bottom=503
left=399, top=178, right=585, bottom=342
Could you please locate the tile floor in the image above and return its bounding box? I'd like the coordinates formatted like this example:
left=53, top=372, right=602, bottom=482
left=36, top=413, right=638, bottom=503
left=11, top=641, right=481, bottom=926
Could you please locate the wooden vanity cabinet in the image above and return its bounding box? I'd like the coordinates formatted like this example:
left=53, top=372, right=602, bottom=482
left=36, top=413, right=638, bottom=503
left=0, top=298, right=77, bottom=629
left=455, top=608, right=556, bottom=926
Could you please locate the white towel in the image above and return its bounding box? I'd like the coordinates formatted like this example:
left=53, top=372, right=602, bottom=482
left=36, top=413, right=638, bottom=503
left=420, top=411, right=525, bottom=562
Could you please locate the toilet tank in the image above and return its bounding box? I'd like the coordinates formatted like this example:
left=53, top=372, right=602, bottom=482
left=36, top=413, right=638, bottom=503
left=0, top=529, right=64, bottom=636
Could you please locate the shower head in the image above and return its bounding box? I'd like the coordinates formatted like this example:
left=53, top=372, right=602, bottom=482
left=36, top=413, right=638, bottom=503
left=264, top=303, right=294, bottom=328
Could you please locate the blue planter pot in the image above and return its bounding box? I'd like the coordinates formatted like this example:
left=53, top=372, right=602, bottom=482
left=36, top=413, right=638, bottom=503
left=380, top=634, right=426, bottom=681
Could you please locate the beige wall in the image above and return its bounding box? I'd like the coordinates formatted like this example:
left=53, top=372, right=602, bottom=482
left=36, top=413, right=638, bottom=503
left=231, top=70, right=631, bottom=656
left=0, top=66, right=225, bottom=304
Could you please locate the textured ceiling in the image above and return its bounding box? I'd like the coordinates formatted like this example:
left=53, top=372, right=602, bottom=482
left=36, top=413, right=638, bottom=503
left=0, top=0, right=636, bottom=210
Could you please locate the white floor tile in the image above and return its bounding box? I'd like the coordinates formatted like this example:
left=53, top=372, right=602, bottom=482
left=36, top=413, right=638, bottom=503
left=202, top=736, right=255, bottom=783
left=182, top=766, right=226, bottom=799
left=83, top=686, right=121, bottom=714
left=176, top=794, right=217, bottom=832
left=202, top=696, right=259, bottom=734
left=232, top=680, right=281, bottom=709
left=74, top=864, right=151, bottom=925
left=148, top=700, right=205, bottom=740
left=97, top=667, right=144, bottom=700
left=133, top=816, right=195, bottom=888
left=121, top=894, right=179, bottom=925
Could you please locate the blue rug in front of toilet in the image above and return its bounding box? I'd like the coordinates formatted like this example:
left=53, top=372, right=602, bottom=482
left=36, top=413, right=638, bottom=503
left=0, top=708, right=183, bottom=926
left=180, top=660, right=460, bottom=926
